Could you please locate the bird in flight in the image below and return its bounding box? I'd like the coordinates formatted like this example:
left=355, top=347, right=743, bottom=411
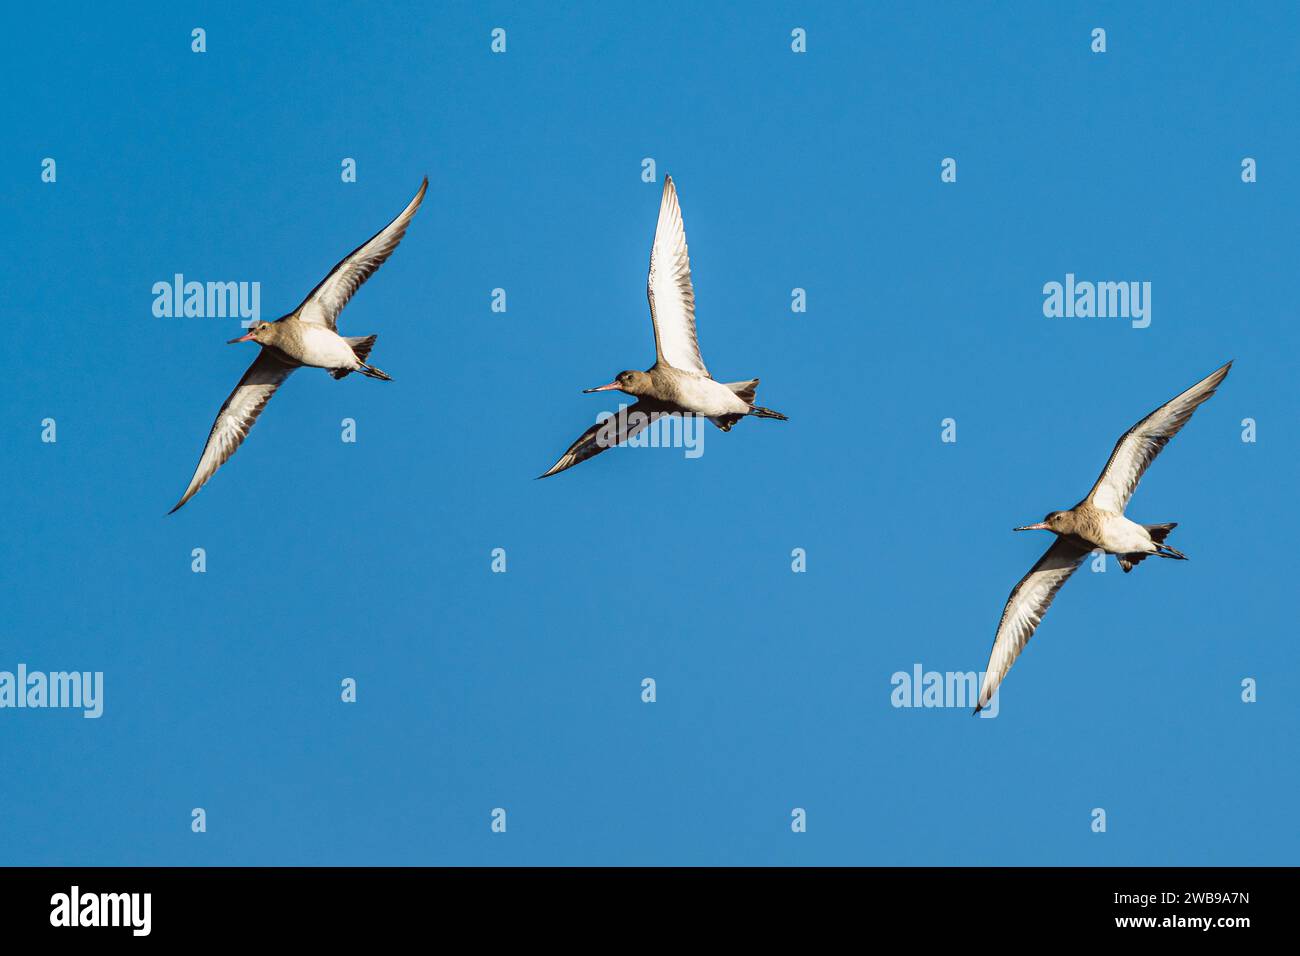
left=169, top=178, right=427, bottom=513
left=538, top=175, right=787, bottom=479
left=974, top=360, right=1232, bottom=713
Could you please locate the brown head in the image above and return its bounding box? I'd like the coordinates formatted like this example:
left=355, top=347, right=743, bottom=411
left=227, top=321, right=275, bottom=345
left=583, top=370, right=653, bottom=397
left=1014, top=510, right=1075, bottom=535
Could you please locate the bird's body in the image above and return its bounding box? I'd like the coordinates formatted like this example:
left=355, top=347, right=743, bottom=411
left=645, top=366, right=752, bottom=418
left=539, top=176, right=787, bottom=479
left=169, top=177, right=427, bottom=512
left=260, top=319, right=362, bottom=371
left=1043, top=505, right=1163, bottom=557
left=974, top=360, right=1232, bottom=713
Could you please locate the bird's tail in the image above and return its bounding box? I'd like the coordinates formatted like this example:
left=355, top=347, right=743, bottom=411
left=723, top=378, right=787, bottom=420
left=1119, top=524, right=1185, bottom=572
left=1145, top=522, right=1187, bottom=559
left=352, top=335, right=392, bottom=381
left=330, top=335, right=385, bottom=380
left=724, top=379, right=759, bottom=405
left=347, top=335, right=378, bottom=363
left=1146, top=522, right=1177, bottom=543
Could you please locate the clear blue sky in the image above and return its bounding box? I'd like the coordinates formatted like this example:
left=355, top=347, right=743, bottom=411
left=1, top=2, right=1296, bottom=865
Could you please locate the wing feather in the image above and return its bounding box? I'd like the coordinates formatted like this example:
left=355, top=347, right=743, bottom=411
left=975, top=538, right=1090, bottom=712
left=538, top=400, right=674, bottom=479
left=1085, top=361, right=1231, bottom=513
left=169, top=350, right=296, bottom=513
left=646, top=176, right=708, bottom=376
left=294, top=177, right=428, bottom=330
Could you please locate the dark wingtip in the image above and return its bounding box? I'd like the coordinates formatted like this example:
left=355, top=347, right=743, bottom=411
left=536, top=458, right=571, bottom=480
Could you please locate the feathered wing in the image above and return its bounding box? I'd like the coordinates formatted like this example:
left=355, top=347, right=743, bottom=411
left=975, top=538, right=1091, bottom=712
left=646, top=176, right=709, bottom=376
left=537, top=400, right=673, bottom=479
left=294, top=177, right=428, bottom=330
left=169, top=350, right=297, bottom=513
left=1085, top=361, right=1232, bottom=513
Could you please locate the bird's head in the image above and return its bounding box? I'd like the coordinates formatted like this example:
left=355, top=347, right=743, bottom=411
left=583, top=370, right=651, bottom=397
left=1015, top=511, right=1071, bottom=534
left=228, top=321, right=273, bottom=345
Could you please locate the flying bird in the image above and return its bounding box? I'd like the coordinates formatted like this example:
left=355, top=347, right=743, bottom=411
left=974, top=360, right=1232, bottom=713
left=168, top=178, right=427, bottom=513
left=538, top=175, right=787, bottom=479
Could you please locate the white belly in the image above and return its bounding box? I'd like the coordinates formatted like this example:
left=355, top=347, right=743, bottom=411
left=295, top=324, right=357, bottom=369
left=674, top=376, right=749, bottom=416
left=1097, top=514, right=1154, bottom=554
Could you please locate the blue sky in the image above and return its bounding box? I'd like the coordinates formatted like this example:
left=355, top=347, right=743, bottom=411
left=1, top=2, right=1296, bottom=865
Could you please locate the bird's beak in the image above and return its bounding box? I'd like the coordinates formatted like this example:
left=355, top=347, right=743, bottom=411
left=227, top=331, right=257, bottom=344
left=582, top=381, right=621, bottom=393
left=1014, top=522, right=1050, bottom=531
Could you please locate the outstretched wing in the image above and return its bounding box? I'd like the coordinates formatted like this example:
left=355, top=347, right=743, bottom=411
left=294, top=177, right=428, bottom=331
left=169, top=350, right=297, bottom=513
left=1085, top=361, right=1231, bottom=514
left=646, top=176, right=708, bottom=376
left=975, top=538, right=1090, bottom=712
left=537, top=400, right=674, bottom=479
